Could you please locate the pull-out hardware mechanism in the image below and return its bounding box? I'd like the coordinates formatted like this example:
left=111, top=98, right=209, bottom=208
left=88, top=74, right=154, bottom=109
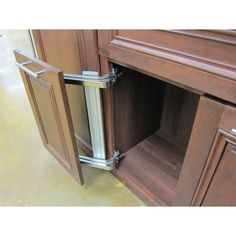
left=64, top=69, right=123, bottom=170
left=16, top=59, right=122, bottom=171
left=80, top=150, right=122, bottom=171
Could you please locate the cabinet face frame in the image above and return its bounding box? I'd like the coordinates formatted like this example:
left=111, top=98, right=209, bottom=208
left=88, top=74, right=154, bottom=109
left=14, top=49, right=84, bottom=184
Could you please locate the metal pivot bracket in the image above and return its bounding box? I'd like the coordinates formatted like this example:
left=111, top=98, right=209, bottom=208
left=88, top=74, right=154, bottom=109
left=79, top=150, right=122, bottom=171
left=64, top=66, right=122, bottom=88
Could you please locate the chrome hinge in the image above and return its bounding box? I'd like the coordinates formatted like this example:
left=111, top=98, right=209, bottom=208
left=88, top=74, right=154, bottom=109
left=79, top=150, right=123, bottom=171
left=64, top=66, right=122, bottom=88
left=231, top=128, right=236, bottom=136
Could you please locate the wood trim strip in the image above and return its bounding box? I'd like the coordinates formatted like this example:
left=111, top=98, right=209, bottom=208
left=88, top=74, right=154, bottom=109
left=170, top=30, right=236, bottom=46
left=31, top=30, right=47, bottom=60
left=100, top=55, right=115, bottom=157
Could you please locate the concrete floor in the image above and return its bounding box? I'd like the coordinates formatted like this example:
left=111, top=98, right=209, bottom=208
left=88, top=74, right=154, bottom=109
left=0, top=30, right=144, bottom=206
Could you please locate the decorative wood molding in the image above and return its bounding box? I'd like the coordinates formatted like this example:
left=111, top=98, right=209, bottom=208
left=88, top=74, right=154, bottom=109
left=111, top=36, right=236, bottom=81
left=98, top=30, right=236, bottom=104
left=170, top=30, right=236, bottom=45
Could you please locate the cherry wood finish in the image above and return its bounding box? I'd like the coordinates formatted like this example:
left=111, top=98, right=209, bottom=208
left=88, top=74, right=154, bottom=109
left=113, top=131, right=185, bottom=206
left=99, top=55, right=115, bottom=157
left=112, top=67, right=200, bottom=205
left=192, top=105, right=236, bottom=205
left=22, top=30, right=236, bottom=205
left=111, top=65, right=200, bottom=154
left=113, top=66, right=165, bottom=153
left=14, top=50, right=84, bottom=184
left=158, top=84, right=199, bottom=151
left=32, top=30, right=100, bottom=156
left=174, top=96, right=225, bottom=205
left=98, top=30, right=236, bottom=205
left=98, top=30, right=236, bottom=104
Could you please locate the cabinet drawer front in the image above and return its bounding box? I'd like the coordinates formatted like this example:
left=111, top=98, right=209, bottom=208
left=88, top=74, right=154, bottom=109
left=14, top=49, right=84, bottom=184
left=192, top=104, right=236, bottom=205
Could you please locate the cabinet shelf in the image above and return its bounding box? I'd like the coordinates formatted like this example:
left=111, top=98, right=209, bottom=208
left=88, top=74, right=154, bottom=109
left=113, top=131, right=185, bottom=206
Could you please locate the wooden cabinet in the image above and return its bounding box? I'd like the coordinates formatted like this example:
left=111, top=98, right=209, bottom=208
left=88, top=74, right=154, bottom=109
left=192, top=106, right=236, bottom=206
left=14, top=30, right=236, bottom=205
left=98, top=30, right=236, bottom=205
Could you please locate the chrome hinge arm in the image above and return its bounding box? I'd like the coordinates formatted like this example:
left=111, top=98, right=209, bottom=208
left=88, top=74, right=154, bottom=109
left=79, top=150, right=122, bottom=171
left=64, top=67, right=121, bottom=88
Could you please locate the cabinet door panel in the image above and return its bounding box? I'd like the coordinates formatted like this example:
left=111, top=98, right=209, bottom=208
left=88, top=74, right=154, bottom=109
left=14, top=49, right=84, bottom=184
left=192, top=105, right=236, bottom=205
left=202, top=142, right=236, bottom=205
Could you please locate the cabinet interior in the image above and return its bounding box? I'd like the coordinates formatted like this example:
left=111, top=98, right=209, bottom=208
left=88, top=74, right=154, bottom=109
left=113, top=65, right=200, bottom=205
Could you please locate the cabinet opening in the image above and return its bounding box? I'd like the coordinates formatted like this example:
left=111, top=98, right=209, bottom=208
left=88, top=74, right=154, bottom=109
left=112, top=65, right=200, bottom=205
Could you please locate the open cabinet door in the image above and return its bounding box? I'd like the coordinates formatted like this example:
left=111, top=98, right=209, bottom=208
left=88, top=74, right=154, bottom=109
left=14, top=49, right=84, bottom=184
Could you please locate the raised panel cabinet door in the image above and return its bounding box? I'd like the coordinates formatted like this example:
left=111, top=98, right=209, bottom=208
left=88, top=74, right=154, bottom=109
left=192, top=105, right=236, bottom=206
left=14, top=49, right=84, bottom=184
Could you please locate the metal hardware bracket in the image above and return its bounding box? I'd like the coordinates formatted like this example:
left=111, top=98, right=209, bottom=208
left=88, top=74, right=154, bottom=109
left=65, top=68, right=123, bottom=171
left=231, top=128, right=236, bottom=136
left=64, top=67, right=121, bottom=88
left=79, top=150, right=122, bottom=171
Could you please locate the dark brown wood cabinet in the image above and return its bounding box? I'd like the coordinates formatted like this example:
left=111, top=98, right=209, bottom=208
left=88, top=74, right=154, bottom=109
left=15, top=30, right=236, bottom=205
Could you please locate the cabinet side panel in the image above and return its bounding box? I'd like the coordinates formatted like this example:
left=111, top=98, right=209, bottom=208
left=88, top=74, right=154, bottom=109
left=113, top=67, right=166, bottom=153
left=31, top=30, right=98, bottom=155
